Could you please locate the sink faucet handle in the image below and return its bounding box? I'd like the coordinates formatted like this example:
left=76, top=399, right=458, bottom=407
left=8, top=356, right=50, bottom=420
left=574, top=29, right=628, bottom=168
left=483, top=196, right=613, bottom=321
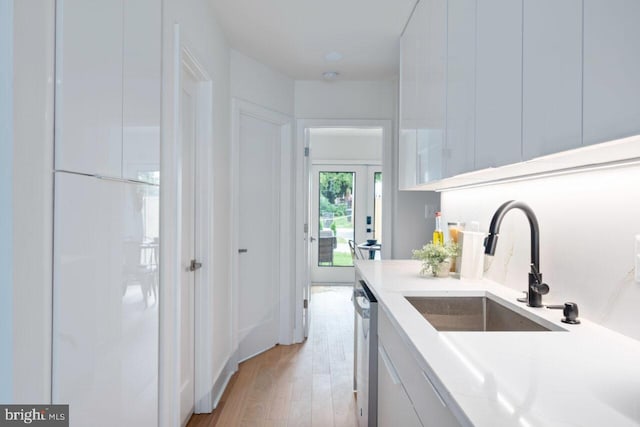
left=533, top=282, right=550, bottom=295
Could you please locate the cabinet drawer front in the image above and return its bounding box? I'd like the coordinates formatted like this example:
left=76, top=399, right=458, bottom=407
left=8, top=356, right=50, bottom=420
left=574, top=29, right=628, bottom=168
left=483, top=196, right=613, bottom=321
left=378, top=343, right=423, bottom=427
left=379, top=308, right=460, bottom=427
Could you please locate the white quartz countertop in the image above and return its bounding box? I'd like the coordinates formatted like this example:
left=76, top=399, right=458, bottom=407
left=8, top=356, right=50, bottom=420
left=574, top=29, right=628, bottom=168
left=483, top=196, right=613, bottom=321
left=356, top=259, right=640, bottom=427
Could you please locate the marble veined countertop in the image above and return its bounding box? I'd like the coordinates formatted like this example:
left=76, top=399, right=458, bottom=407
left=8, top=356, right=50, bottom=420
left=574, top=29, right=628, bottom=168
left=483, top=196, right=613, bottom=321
left=356, top=259, right=640, bottom=427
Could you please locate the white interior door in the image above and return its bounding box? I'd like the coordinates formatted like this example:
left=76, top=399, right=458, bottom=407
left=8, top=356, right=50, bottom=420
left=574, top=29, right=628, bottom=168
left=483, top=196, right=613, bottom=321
left=310, top=164, right=382, bottom=283
left=237, top=112, right=280, bottom=361
left=179, top=67, right=197, bottom=426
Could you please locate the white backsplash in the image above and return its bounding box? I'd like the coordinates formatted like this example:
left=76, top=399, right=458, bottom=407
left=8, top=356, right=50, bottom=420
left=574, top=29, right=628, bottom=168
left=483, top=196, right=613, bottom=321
left=441, top=163, right=640, bottom=341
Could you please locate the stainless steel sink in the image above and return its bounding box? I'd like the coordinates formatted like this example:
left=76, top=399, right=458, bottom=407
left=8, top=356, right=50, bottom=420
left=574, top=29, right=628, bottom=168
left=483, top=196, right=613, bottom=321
left=405, top=296, right=560, bottom=332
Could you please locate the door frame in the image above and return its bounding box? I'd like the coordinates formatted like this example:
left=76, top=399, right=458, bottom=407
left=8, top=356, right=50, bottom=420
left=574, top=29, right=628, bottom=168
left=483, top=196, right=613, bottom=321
left=294, top=119, right=392, bottom=342
left=160, top=24, right=216, bottom=426
left=230, top=98, right=294, bottom=358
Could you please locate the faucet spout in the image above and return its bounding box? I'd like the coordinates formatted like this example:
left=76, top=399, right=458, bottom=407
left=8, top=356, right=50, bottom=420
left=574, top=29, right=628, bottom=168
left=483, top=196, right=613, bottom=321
left=484, top=200, right=547, bottom=307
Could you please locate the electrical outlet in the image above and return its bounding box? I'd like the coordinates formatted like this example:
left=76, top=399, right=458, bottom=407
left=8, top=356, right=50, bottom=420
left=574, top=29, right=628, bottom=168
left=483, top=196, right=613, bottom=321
left=424, top=204, right=437, bottom=219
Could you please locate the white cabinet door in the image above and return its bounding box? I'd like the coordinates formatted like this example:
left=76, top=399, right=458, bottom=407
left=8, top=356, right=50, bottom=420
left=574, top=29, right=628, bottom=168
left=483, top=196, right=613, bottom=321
left=399, top=2, right=420, bottom=189
left=522, top=0, right=582, bottom=160
left=378, top=309, right=461, bottom=427
left=122, top=0, right=161, bottom=183
left=445, top=0, right=476, bottom=177
left=416, top=0, right=446, bottom=184
left=475, top=0, right=523, bottom=169
left=56, top=0, right=160, bottom=182
left=53, top=172, right=159, bottom=427
left=378, top=343, right=423, bottom=427
left=583, top=0, right=640, bottom=146
left=55, top=0, right=124, bottom=177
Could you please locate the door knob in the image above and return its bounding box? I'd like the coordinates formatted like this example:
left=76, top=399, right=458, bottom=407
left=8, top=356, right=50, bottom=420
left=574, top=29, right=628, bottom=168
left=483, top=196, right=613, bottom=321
left=310, top=237, right=316, bottom=242
left=238, top=248, right=248, bottom=253
left=189, top=259, right=202, bottom=271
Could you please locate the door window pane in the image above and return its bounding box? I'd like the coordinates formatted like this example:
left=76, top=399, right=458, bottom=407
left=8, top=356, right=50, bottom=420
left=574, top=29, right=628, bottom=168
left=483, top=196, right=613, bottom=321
left=374, top=172, right=382, bottom=242
left=318, top=171, right=354, bottom=267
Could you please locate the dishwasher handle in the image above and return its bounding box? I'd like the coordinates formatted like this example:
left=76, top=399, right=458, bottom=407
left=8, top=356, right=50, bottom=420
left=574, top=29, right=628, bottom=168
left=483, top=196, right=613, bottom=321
left=353, top=287, right=370, bottom=319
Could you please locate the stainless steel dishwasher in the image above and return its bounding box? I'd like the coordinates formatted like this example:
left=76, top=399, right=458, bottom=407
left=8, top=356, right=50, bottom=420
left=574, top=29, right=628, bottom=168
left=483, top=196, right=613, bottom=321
left=353, top=273, right=378, bottom=427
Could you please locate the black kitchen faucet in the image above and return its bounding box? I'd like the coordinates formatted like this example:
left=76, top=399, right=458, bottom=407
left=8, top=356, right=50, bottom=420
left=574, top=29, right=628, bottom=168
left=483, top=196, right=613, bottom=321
left=484, top=200, right=550, bottom=307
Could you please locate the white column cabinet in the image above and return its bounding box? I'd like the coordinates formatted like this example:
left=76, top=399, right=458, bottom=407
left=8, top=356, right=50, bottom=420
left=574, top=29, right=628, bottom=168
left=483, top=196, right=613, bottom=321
left=522, top=0, right=583, bottom=160
left=583, top=0, right=640, bottom=146
left=53, top=172, right=159, bottom=427
left=56, top=0, right=160, bottom=182
left=474, top=0, right=523, bottom=170
left=122, top=0, right=161, bottom=182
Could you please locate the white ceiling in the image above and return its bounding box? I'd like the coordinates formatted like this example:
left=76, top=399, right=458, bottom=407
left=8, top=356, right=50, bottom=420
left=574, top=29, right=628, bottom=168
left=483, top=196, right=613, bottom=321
left=210, top=0, right=417, bottom=81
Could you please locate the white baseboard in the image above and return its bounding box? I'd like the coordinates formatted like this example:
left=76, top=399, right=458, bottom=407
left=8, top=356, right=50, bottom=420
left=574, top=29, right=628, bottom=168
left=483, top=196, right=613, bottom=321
left=200, top=349, right=239, bottom=412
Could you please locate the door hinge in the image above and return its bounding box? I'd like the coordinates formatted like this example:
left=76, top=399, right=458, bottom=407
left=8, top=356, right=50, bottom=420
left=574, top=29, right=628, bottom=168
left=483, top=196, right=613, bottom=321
left=303, top=223, right=308, bottom=233
left=303, top=299, right=308, bottom=309
left=304, top=147, right=310, bottom=157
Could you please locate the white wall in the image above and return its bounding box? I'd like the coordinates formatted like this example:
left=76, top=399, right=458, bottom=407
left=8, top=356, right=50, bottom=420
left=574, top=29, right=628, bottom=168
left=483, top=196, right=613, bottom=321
left=441, top=164, right=640, bottom=340
left=393, top=191, right=440, bottom=259
left=0, top=0, right=14, bottom=403
left=161, top=0, right=232, bottom=423
left=231, top=49, right=295, bottom=116
left=295, top=80, right=396, bottom=119
left=309, top=130, right=382, bottom=162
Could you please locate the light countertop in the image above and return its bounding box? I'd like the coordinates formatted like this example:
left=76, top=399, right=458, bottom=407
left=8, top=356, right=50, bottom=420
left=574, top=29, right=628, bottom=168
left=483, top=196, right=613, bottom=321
left=356, top=259, right=640, bottom=427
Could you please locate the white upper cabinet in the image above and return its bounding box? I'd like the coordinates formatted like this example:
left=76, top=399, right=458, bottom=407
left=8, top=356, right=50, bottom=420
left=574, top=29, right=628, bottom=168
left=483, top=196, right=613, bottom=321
left=445, top=0, right=476, bottom=177
left=522, top=0, right=583, bottom=160
left=122, top=0, right=161, bottom=183
left=399, top=0, right=446, bottom=188
left=56, top=0, right=160, bottom=182
left=475, top=0, right=523, bottom=170
left=583, top=0, right=640, bottom=146
left=55, top=0, right=124, bottom=177
left=400, top=0, right=640, bottom=189
left=399, top=1, right=420, bottom=190
left=416, top=0, right=446, bottom=184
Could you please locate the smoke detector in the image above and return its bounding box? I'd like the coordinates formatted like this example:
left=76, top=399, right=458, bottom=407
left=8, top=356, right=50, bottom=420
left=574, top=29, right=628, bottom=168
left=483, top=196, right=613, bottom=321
left=322, top=71, right=340, bottom=80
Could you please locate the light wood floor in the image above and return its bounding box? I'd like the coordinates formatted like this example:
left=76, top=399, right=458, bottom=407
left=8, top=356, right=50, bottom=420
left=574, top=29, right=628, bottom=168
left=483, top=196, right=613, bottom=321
left=187, top=285, right=357, bottom=427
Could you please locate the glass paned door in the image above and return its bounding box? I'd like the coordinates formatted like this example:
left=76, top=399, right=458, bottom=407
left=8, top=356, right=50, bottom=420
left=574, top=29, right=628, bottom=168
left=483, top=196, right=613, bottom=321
left=317, top=171, right=355, bottom=268
left=310, top=164, right=381, bottom=283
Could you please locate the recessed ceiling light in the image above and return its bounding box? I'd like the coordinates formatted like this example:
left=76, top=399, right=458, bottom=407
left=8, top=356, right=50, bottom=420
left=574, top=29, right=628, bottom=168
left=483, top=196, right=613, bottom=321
left=324, top=51, right=343, bottom=62
left=322, top=71, right=340, bottom=80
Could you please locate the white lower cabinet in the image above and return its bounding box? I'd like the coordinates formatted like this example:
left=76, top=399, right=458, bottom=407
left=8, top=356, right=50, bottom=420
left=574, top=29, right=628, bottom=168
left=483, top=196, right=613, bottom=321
left=378, top=309, right=461, bottom=427
left=378, top=342, right=423, bottom=427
